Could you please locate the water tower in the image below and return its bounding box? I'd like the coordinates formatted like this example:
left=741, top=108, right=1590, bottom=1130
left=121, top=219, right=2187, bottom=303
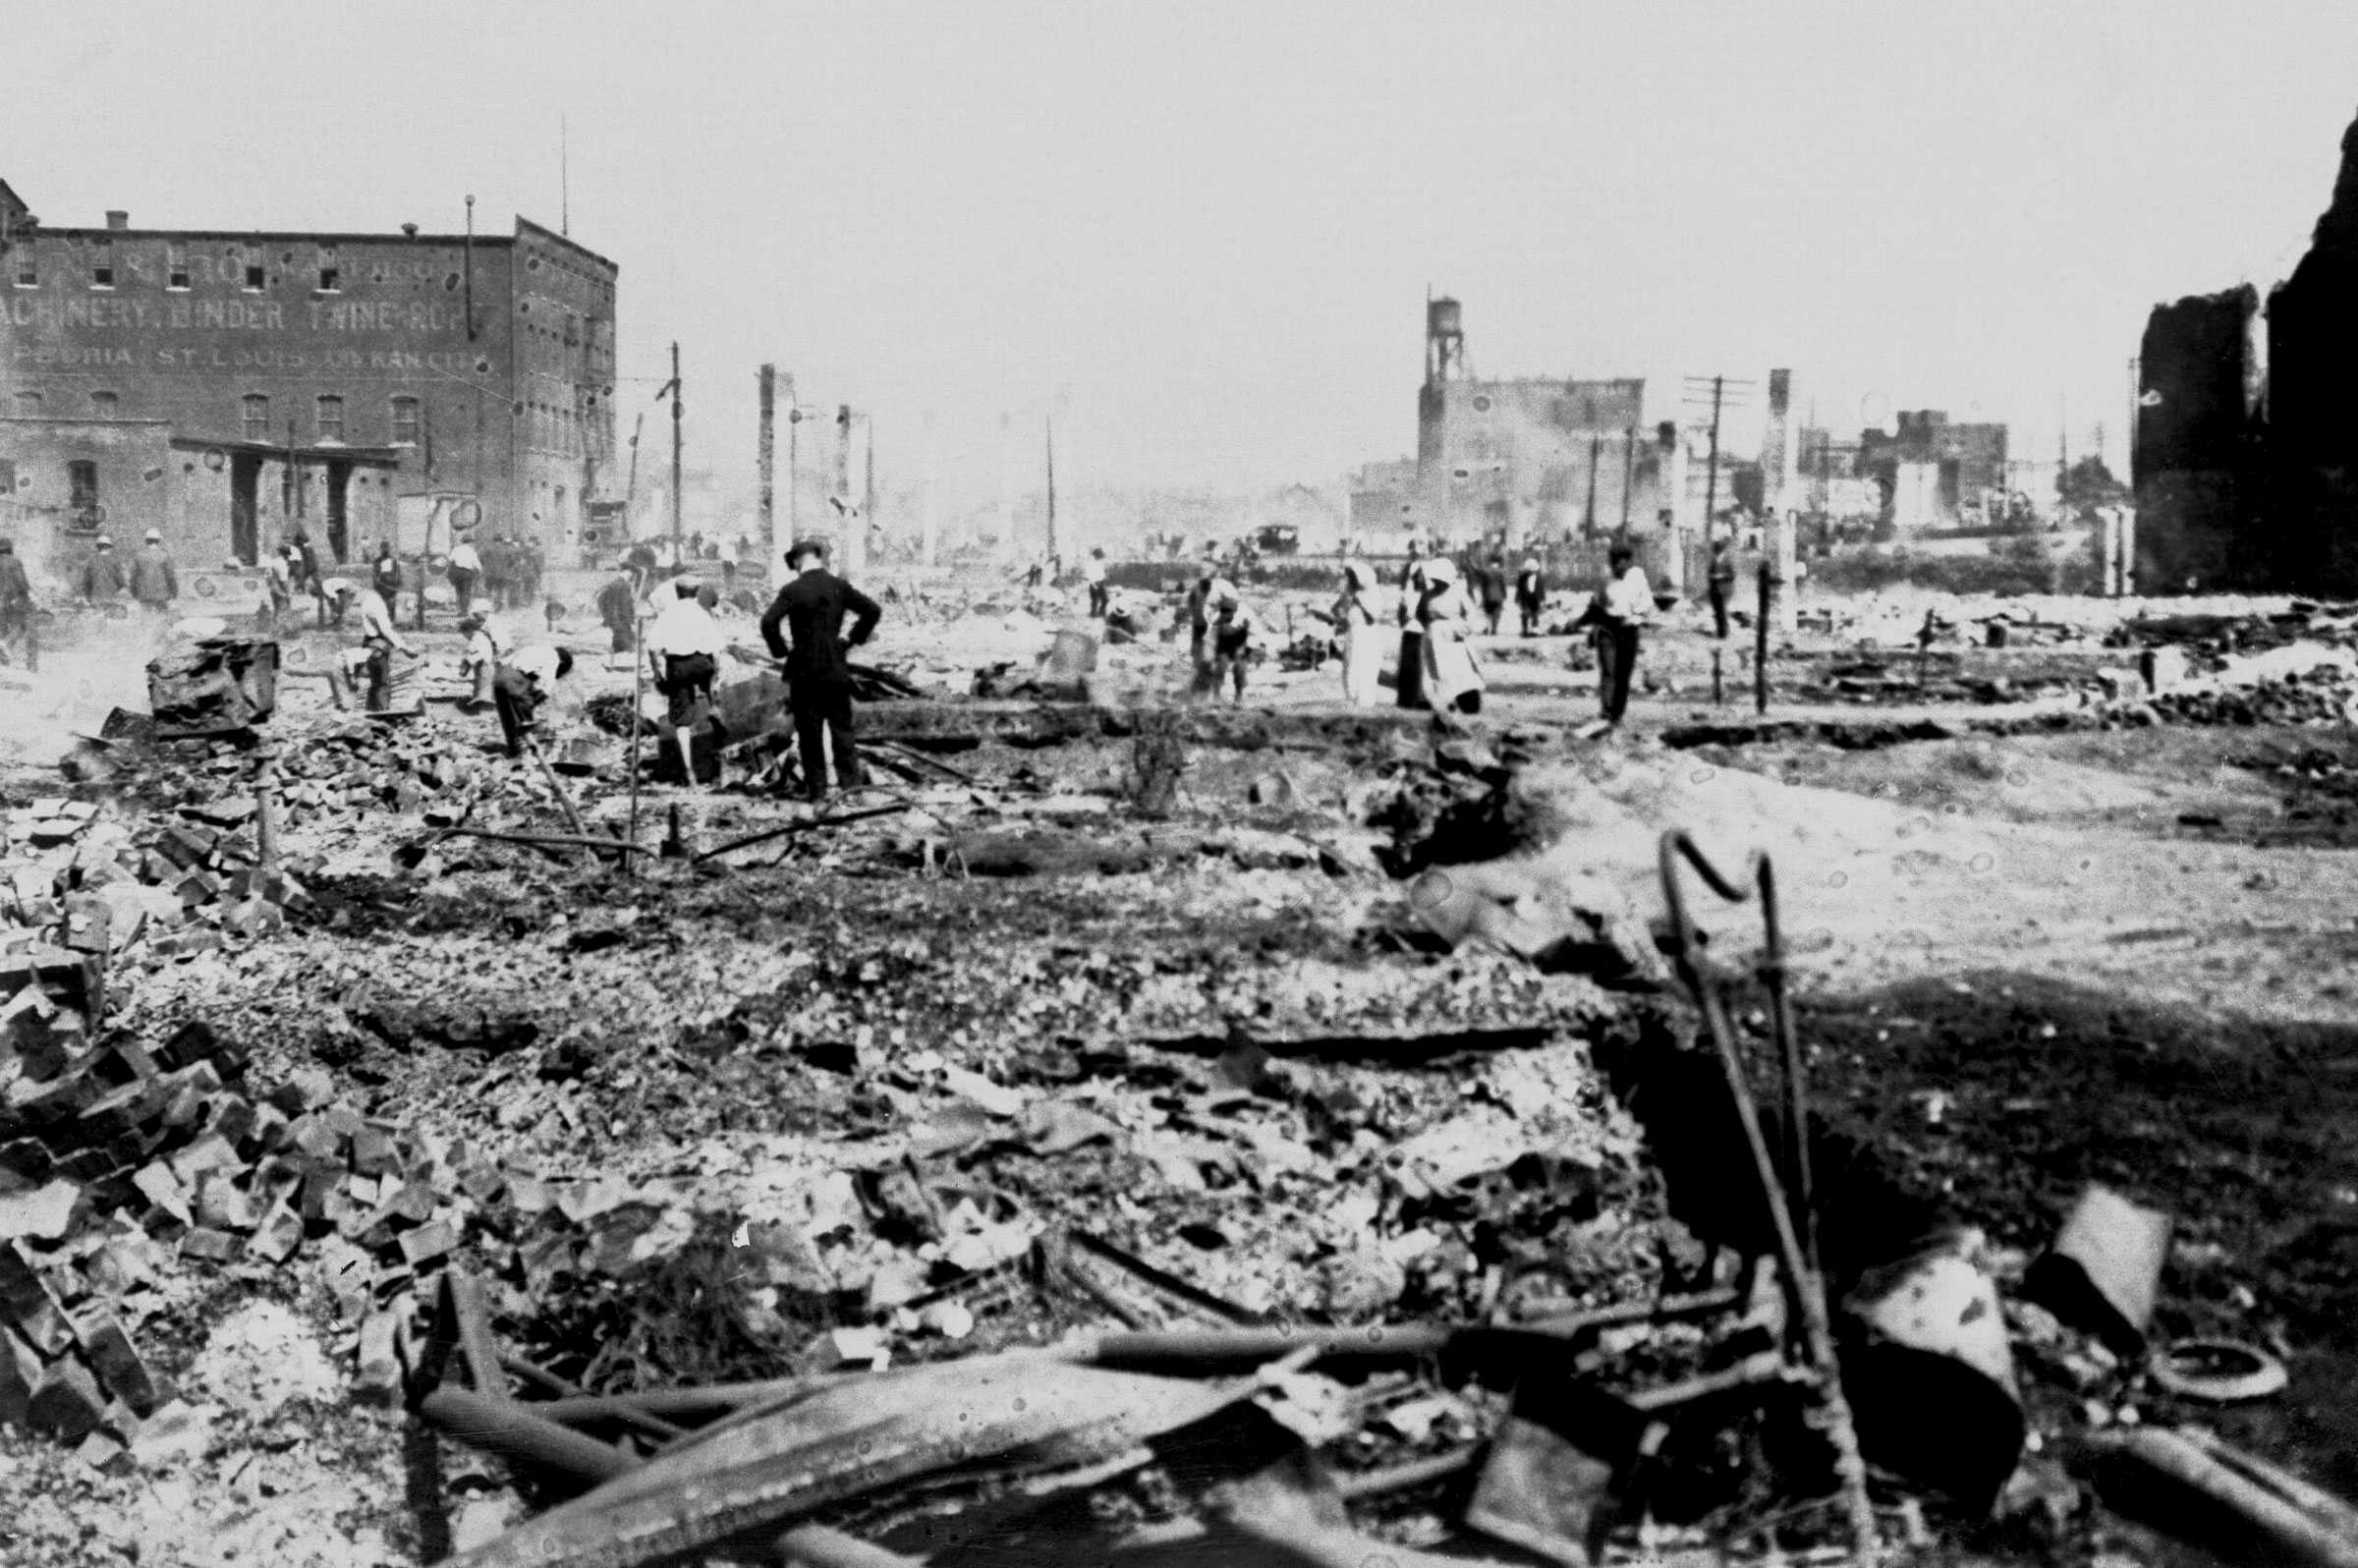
left=1426, top=296, right=1465, bottom=386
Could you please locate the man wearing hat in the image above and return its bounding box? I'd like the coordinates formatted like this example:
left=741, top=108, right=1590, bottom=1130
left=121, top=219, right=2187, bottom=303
left=455, top=600, right=510, bottom=711
left=79, top=536, right=128, bottom=606
left=759, top=538, right=881, bottom=803
left=0, top=539, right=31, bottom=665
left=446, top=532, right=482, bottom=614
left=130, top=531, right=179, bottom=614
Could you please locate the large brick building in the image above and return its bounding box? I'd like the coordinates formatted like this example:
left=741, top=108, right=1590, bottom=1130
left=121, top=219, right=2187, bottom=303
left=0, top=175, right=616, bottom=588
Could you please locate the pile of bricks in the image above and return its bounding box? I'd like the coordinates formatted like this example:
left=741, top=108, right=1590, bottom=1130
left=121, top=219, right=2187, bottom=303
left=0, top=1005, right=498, bottom=1467
left=0, top=792, right=314, bottom=972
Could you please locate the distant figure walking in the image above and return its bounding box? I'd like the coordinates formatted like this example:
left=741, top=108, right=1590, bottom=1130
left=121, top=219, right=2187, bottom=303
left=1478, top=551, right=1509, bottom=636
left=1394, top=549, right=1430, bottom=710
left=1592, top=544, right=1653, bottom=728
left=1707, top=537, right=1736, bottom=641
left=1515, top=554, right=1545, bottom=637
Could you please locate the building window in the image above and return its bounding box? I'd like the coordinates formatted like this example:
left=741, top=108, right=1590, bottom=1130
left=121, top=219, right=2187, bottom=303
left=89, top=238, right=113, bottom=289
left=316, top=245, right=339, bottom=293
left=564, top=311, right=579, bottom=347
left=67, top=461, right=99, bottom=531
left=11, top=251, right=32, bottom=288
left=13, top=391, right=41, bottom=415
left=244, top=253, right=265, bottom=292
left=167, top=243, right=190, bottom=290
left=315, top=395, right=344, bottom=441
left=241, top=393, right=270, bottom=440
left=89, top=391, right=119, bottom=419
left=390, top=396, right=420, bottom=446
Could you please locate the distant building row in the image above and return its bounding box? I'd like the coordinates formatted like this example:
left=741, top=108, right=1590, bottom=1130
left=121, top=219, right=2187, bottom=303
left=1348, top=299, right=2009, bottom=548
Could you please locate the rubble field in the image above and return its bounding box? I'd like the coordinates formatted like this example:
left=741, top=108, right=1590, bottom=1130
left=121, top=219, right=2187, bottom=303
left=1, top=576, right=2355, bottom=1567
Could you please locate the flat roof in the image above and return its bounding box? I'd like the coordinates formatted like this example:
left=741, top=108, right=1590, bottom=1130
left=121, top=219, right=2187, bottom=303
left=28, top=218, right=617, bottom=272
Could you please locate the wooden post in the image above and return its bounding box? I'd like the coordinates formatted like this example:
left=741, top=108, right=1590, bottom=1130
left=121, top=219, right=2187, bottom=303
left=1754, top=563, right=1770, bottom=715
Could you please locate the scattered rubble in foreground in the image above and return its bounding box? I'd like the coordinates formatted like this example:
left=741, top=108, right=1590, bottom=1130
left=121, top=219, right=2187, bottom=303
left=2, top=602, right=2356, bottom=1568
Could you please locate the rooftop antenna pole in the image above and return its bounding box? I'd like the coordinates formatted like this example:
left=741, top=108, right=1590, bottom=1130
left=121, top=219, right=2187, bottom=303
left=463, top=196, right=477, bottom=342
left=560, top=114, right=570, bottom=237
left=670, top=342, right=684, bottom=557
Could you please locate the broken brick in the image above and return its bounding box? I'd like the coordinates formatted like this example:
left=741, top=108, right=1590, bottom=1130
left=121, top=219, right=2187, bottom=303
left=16, top=1295, right=73, bottom=1358
left=248, top=1202, right=303, bottom=1264
left=76, top=1316, right=159, bottom=1416
left=396, top=1220, right=457, bottom=1266
left=354, top=1311, right=403, bottom=1406
left=0, top=1179, right=83, bottom=1241
left=151, top=1020, right=217, bottom=1074
left=178, top=1228, right=244, bottom=1264
left=165, top=1134, right=238, bottom=1187
left=204, top=1093, right=257, bottom=1150
left=131, top=1163, right=194, bottom=1228
left=0, top=1328, right=36, bottom=1428
left=349, top=1124, right=399, bottom=1178
left=75, top=1428, right=130, bottom=1474
left=27, top=1358, right=106, bottom=1442
left=0, top=1139, right=53, bottom=1191
left=193, top=1175, right=257, bottom=1233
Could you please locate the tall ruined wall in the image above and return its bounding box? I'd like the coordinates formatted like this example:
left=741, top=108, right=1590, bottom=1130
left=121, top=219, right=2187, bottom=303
left=2267, top=107, right=2358, bottom=591
left=2135, top=286, right=2264, bottom=591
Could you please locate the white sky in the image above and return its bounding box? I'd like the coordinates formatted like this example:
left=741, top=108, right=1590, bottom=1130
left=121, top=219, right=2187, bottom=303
left=7, top=0, right=2357, bottom=506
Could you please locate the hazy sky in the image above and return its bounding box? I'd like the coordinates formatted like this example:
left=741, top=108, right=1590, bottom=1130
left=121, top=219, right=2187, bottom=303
left=8, top=1, right=2358, bottom=506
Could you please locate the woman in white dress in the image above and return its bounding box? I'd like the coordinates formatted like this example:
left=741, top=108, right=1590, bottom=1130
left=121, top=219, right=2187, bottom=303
left=1418, top=557, right=1487, bottom=716
left=1334, top=561, right=1386, bottom=705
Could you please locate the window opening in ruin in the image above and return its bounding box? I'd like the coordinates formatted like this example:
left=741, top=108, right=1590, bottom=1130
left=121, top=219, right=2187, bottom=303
left=67, top=460, right=99, bottom=531
left=0, top=461, right=15, bottom=499
left=90, top=238, right=113, bottom=289
left=167, top=244, right=190, bottom=290
left=315, top=395, right=345, bottom=442
left=317, top=245, right=339, bottom=293
left=11, top=251, right=32, bottom=288
left=390, top=397, right=420, bottom=446
left=241, top=394, right=270, bottom=440
left=89, top=392, right=118, bottom=419
left=244, top=256, right=265, bottom=292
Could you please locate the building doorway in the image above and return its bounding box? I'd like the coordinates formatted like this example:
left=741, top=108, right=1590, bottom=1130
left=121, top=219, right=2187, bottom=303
left=326, top=462, right=352, bottom=561
left=230, top=454, right=260, bottom=564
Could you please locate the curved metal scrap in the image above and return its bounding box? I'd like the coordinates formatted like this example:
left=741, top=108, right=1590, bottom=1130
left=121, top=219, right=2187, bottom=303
left=448, top=1353, right=1265, bottom=1568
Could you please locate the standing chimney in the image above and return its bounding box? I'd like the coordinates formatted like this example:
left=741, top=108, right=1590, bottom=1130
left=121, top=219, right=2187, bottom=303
left=105, top=210, right=129, bottom=231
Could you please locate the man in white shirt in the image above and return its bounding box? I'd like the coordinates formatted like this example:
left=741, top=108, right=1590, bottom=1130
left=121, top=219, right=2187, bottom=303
left=1594, top=544, right=1653, bottom=727
left=1083, top=548, right=1109, bottom=618
left=644, top=579, right=728, bottom=788
left=447, top=534, right=483, bottom=615
left=354, top=579, right=419, bottom=713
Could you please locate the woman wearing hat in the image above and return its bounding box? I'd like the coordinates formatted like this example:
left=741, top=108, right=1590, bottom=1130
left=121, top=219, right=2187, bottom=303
left=1417, top=556, right=1486, bottom=717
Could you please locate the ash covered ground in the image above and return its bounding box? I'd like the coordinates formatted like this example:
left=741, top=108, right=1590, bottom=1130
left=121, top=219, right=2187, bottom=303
left=2, top=569, right=2356, bottom=1567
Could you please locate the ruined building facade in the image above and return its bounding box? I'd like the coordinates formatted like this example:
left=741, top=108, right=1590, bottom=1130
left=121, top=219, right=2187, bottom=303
left=2136, top=107, right=2358, bottom=593
left=0, top=176, right=617, bottom=585
left=1401, top=298, right=1674, bottom=546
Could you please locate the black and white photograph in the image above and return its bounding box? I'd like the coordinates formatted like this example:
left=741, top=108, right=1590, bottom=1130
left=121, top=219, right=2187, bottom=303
left=3, top=3, right=2358, bottom=1563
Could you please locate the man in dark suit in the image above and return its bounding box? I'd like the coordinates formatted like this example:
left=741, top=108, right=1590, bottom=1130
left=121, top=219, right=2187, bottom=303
left=758, top=538, right=882, bottom=802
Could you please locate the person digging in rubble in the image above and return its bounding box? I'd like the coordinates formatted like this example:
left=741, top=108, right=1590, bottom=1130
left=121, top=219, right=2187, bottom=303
left=1205, top=586, right=1260, bottom=704
left=646, top=578, right=727, bottom=790
left=760, top=537, right=882, bottom=804
left=354, top=575, right=419, bottom=712
left=456, top=601, right=510, bottom=711
left=1418, top=556, right=1486, bottom=718
left=1334, top=561, right=1385, bottom=706
left=1515, top=552, right=1545, bottom=637
left=0, top=539, right=32, bottom=663
left=491, top=643, right=574, bottom=757
left=78, top=535, right=129, bottom=607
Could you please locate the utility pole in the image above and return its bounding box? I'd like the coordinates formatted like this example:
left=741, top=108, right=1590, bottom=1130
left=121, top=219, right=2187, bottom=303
left=757, top=364, right=776, bottom=565
left=1583, top=434, right=1600, bottom=535
left=1044, top=417, right=1058, bottom=568
left=1702, top=375, right=1724, bottom=545
left=669, top=341, right=683, bottom=556
left=1621, top=425, right=1636, bottom=530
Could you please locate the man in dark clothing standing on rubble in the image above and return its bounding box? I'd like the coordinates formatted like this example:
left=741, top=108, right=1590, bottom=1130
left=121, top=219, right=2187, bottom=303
left=0, top=539, right=32, bottom=665
left=759, top=538, right=881, bottom=803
